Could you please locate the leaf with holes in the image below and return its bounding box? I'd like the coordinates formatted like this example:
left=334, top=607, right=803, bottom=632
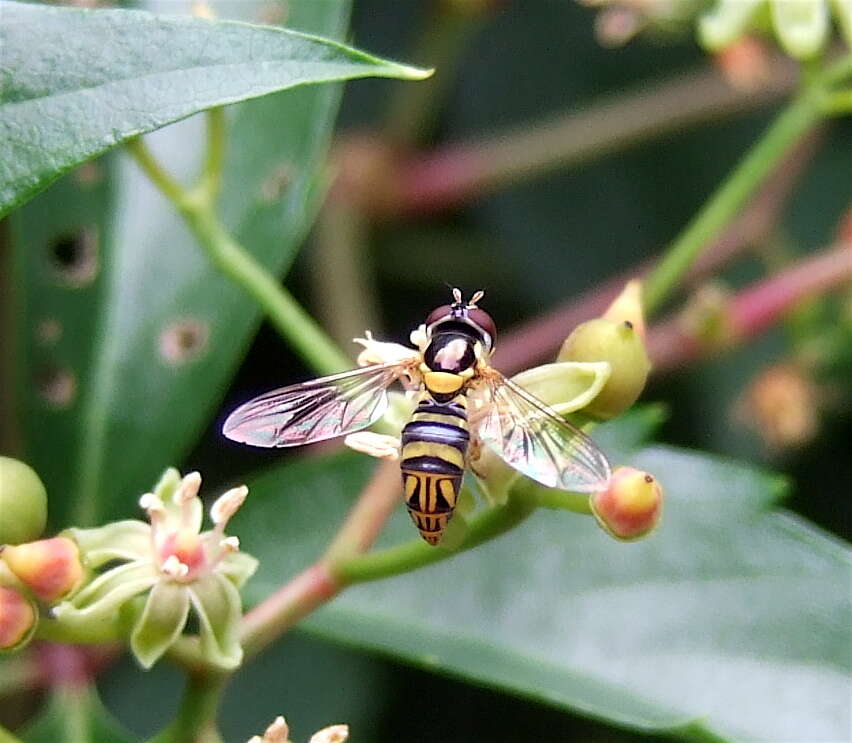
left=232, top=411, right=852, bottom=743
left=0, top=0, right=429, bottom=219
left=8, top=1, right=359, bottom=525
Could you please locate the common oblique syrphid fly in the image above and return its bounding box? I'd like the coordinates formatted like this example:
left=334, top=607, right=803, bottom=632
left=223, top=289, right=611, bottom=546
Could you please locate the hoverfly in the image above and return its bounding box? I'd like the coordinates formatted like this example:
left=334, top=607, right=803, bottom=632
left=223, top=289, right=611, bottom=545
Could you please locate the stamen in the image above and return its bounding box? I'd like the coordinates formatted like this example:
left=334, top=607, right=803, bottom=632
left=210, top=485, right=248, bottom=528
left=468, top=289, right=485, bottom=307
left=174, top=471, right=202, bottom=505
left=264, top=716, right=289, bottom=743
left=452, top=287, right=463, bottom=304
left=160, top=554, right=190, bottom=578
left=139, top=492, right=163, bottom=512
left=220, top=536, right=240, bottom=552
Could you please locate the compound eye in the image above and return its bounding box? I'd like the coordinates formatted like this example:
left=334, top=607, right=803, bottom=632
left=468, top=308, right=497, bottom=346
left=425, top=304, right=454, bottom=329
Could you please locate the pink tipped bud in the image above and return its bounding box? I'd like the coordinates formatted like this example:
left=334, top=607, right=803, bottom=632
left=0, top=586, right=37, bottom=650
left=591, top=467, right=662, bottom=541
left=1, top=537, right=84, bottom=603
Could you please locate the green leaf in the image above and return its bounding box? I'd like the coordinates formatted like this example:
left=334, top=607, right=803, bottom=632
left=20, top=683, right=138, bottom=743
left=235, top=412, right=851, bottom=742
left=0, top=0, right=429, bottom=218
left=9, top=2, right=358, bottom=526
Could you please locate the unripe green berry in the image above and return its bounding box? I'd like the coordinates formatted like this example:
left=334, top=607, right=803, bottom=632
left=558, top=318, right=650, bottom=420
left=0, top=457, right=48, bottom=545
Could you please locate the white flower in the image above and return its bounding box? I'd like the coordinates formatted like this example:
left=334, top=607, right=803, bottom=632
left=55, top=469, right=257, bottom=669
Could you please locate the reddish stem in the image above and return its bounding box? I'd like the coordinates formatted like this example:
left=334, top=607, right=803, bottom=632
left=393, top=63, right=796, bottom=215
left=240, top=562, right=339, bottom=659
left=240, top=460, right=402, bottom=657
left=492, top=132, right=819, bottom=374
left=324, top=459, right=402, bottom=559
left=33, top=642, right=119, bottom=688
left=648, top=243, right=852, bottom=372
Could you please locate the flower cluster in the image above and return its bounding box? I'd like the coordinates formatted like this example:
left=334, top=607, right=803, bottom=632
left=578, top=0, right=852, bottom=62
left=0, top=460, right=256, bottom=668
left=55, top=469, right=257, bottom=668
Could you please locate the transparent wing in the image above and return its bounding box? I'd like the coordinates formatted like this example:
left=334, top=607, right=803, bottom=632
left=477, top=370, right=612, bottom=492
left=222, top=361, right=410, bottom=448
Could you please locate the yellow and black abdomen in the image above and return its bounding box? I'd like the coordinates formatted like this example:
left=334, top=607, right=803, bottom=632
left=400, top=394, right=469, bottom=545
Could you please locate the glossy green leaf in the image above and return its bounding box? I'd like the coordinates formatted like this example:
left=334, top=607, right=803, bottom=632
left=20, top=683, right=138, bottom=743
left=0, top=0, right=428, bottom=218
left=235, top=412, right=851, bottom=742
left=9, top=1, right=357, bottom=526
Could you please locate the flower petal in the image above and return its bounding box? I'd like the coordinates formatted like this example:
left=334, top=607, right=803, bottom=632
left=510, top=361, right=611, bottom=415
left=699, top=0, right=764, bottom=50
left=61, top=561, right=156, bottom=615
left=833, top=0, right=852, bottom=46
left=188, top=573, right=243, bottom=670
left=51, top=563, right=158, bottom=641
left=770, top=0, right=829, bottom=58
left=130, top=581, right=191, bottom=669
left=65, top=520, right=151, bottom=567
left=217, top=550, right=259, bottom=589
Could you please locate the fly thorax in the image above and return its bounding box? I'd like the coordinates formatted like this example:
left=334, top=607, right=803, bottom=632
left=422, top=332, right=477, bottom=397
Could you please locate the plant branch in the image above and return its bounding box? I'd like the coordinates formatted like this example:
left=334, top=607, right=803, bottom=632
left=387, top=62, right=796, bottom=214
left=126, top=137, right=350, bottom=375
left=642, top=87, right=823, bottom=314
left=0, top=726, right=22, bottom=743
left=323, top=459, right=403, bottom=563
left=491, top=131, right=819, bottom=374
left=198, top=107, right=226, bottom=203
left=334, top=480, right=538, bottom=584
left=240, top=478, right=539, bottom=659
left=647, top=242, right=852, bottom=373
left=163, top=671, right=228, bottom=743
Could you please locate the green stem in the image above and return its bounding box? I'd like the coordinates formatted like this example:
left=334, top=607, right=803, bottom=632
left=0, top=726, right=23, bottom=743
left=825, top=89, right=852, bottom=114
left=176, top=206, right=350, bottom=375
left=531, top=486, right=593, bottom=514
left=162, top=672, right=228, bottom=743
left=198, top=107, right=226, bottom=203
left=642, top=88, right=822, bottom=314
left=126, top=137, right=350, bottom=375
left=334, top=479, right=538, bottom=584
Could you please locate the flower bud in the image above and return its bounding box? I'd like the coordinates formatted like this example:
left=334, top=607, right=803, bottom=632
left=310, top=725, right=349, bottom=743
left=0, top=456, right=48, bottom=545
left=591, top=466, right=662, bottom=540
left=558, top=318, right=650, bottom=420
left=1, top=537, right=84, bottom=603
left=0, top=586, right=37, bottom=651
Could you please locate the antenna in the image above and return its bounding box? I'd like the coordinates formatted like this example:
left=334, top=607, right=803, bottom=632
left=468, top=290, right=485, bottom=308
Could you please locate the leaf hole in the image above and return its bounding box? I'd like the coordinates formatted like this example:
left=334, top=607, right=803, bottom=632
left=48, top=228, right=98, bottom=287
left=36, top=318, right=63, bottom=346
left=257, top=1, right=288, bottom=25
left=159, top=318, right=210, bottom=365
left=259, top=163, right=294, bottom=203
left=74, top=162, right=103, bottom=188
left=35, top=367, right=77, bottom=408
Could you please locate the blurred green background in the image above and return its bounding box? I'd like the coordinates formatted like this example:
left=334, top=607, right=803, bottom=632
left=3, top=0, right=850, bottom=740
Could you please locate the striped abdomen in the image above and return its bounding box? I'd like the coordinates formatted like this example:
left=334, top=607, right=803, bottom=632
left=400, top=394, right=469, bottom=545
